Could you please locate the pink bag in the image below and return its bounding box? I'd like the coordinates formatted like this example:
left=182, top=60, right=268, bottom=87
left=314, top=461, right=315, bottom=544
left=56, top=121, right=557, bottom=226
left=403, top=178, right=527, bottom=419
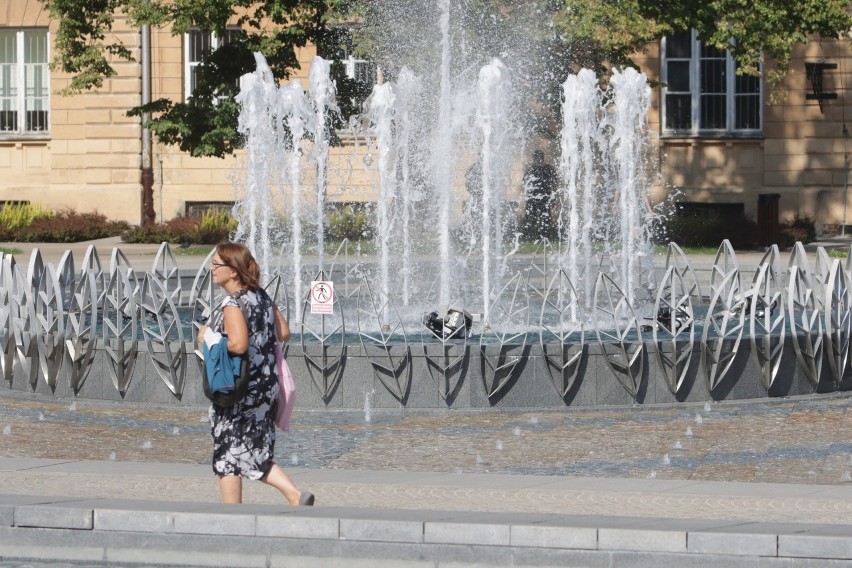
left=274, top=344, right=296, bottom=431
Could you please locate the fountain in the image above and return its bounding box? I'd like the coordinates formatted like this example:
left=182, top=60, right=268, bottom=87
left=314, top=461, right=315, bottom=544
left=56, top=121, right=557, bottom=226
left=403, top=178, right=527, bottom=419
left=0, top=2, right=849, bottom=409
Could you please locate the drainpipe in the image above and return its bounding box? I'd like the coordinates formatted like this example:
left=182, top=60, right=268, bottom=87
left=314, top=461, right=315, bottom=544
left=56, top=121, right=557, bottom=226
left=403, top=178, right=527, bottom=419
left=843, top=124, right=849, bottom=237
left=141, top=17, right=156, bottom=225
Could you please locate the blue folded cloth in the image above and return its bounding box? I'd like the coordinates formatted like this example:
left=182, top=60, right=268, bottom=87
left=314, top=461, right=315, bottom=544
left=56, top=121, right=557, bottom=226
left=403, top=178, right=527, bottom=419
left=202, top=336, right=244, bottom=393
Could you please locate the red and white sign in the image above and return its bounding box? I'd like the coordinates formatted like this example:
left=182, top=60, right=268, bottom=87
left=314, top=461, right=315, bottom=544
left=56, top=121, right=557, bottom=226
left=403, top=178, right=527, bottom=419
left=310, top=280, right=334, bottom=314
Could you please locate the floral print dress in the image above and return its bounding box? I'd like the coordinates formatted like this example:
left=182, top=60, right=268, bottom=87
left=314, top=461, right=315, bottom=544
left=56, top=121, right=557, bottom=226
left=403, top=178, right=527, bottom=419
left=208, top=287, right=279, bottom=480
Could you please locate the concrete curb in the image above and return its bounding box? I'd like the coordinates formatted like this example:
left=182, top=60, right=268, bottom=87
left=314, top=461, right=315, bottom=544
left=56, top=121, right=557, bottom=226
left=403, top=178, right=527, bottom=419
left=1, top=494, right=852, bottom=567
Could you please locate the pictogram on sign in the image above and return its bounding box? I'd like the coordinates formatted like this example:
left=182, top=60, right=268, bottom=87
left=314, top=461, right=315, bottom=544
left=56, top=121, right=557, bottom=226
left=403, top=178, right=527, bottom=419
left=310, top=280, right=334, bottom=314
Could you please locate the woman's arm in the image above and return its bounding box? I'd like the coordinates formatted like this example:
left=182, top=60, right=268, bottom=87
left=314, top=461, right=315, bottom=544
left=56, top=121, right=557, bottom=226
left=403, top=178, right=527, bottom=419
left=274, top=306, right=291, bottom=343
left=222, top=305, right=249, bottom=354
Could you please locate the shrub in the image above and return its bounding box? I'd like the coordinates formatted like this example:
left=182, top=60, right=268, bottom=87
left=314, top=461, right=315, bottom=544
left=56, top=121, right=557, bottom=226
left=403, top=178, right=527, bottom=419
left=778, top=214, right=817, bottom=247
left=655, top=212, right=758, bottom=250
left=196, top=209, right=237, bottom=244
left=122, top=216, right=198, bottom=244
left=0, top=208, right=127, bottom=243
left=122, top=211, right=235, bottom=245
left=0, top=202, right=54, bottom=231
left=326, top=204, right=374, bottom=241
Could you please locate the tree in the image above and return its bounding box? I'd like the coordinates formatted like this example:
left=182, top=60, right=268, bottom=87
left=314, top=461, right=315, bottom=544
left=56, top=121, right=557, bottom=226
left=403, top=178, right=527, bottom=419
left=44, top=0, right=347, bottom=157
left=555, top=0, right=852, bottom=81
left=45, top=0, right=852, bottom=158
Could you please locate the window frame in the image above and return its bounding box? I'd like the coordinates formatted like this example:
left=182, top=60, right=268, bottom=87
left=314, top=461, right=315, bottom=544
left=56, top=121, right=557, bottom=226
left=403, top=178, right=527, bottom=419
left=183, top=28, right=240, bottom=102
left=661, top=30, right=763, bottom=137
left=0, top=28, right=50, bottom=140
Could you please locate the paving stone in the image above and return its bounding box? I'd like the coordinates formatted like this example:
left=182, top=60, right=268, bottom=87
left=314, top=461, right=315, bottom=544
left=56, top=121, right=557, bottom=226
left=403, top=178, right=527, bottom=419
left=598, top=527, right=686, bottom=553
left=510, top=524, right=597, bottom=550
left=424, top=520, right=511, bottom=546
left=687, top=530, right=777, bottom=556
left=14, top=504, right=93, bottom=530
left=340, top=517, right=424, bottom=543
left=256, top=514, right=339, bottom=539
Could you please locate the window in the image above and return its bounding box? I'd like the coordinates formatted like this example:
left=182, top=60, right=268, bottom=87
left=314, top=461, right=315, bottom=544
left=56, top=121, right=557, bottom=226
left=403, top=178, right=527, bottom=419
left=183, top=29, right=239, bottom=101
left=342, top=55, right=376, bottom=84
left=0, top=29, right=49, bottom=136
left=662, top=30, right=761, bottom=135
left=319, top=26, right=377, bottom=85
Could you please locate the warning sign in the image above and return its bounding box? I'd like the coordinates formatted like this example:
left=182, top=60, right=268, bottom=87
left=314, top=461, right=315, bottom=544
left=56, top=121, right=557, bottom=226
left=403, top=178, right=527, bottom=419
left=310, top=281, right=334, bottom=315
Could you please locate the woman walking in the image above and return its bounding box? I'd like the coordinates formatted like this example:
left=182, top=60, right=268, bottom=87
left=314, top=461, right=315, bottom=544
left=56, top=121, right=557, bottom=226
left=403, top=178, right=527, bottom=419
left=198, top=242, right=314, bottom=506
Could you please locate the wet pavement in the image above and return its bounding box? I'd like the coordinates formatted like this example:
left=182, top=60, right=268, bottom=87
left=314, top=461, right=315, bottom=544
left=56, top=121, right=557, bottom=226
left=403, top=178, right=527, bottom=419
left=2, top=389, right=852, bottom=486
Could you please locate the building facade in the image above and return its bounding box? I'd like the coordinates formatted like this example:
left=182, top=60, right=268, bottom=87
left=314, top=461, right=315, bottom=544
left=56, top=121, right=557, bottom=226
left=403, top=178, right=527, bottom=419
left=2, top=1, right=851, bottom=234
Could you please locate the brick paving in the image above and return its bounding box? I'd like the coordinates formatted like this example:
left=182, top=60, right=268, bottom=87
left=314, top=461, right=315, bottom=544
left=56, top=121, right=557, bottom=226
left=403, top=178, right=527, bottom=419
left=3, top=389, right=852, bottom=523
left=3, top=390, right=852, bottom=484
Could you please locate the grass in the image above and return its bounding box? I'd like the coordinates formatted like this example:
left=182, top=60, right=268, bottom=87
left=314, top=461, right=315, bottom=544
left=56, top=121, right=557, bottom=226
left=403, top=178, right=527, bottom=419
left=0, top=247, right=22, bottom=255
left=829, top=248, right=849, bottom=258
left=173, top=245, right=215, bottom=256
left=654, top=244, right=720, bottom=255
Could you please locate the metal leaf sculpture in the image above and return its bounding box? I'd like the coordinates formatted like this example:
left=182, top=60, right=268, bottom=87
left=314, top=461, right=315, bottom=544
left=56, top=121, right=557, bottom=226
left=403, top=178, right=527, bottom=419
left=140, top=273, right=185, bottom=398
left=10, top=259, right=37, bottom=390
left=709, top=239, right=739, bottom=303
left=787, top=264, right=824, bottom=388
left=525, top=238, right=554, bottom=301
left=103, top=266, right=138, bottom=396
left=357, top=276, right=411, bottom=402
left=702, top=269, right=745, bottom=392
left=152, top=242, right=182, bottom=306
left=190, top=265, right=216, bottom=376
left=264, top=273, right=291, bottom=321
left=56, top=250, right=76, bottom=312
left=815, top=246, right=832, bottom=292
left=420, top=275, right=468, bottom=403
left=480, top=272, right=530, bottom=399
left=82, top=245, right=107, bottom=304
left=34, top=264, right=65, bottom=392
left=665, top=242, right=703, bottom=303
left=110, top=247, right=140, bottom=299
left=66, top=271, right=99, bottom=393
left=594, top=272, right=644, bottom=398
left=750, top=258, right=785, bottom=390
left=300, top=270, right=346, bottom=401
left=653, top=265, right=695, bottom=395
left=788, top=241, right=812, bottom=275
left=845, top=244, right=852, bottom=283
left=824, top=260, right=851, bottom=386
left=539, top=268, right=584, bottom=397
left=0, top=255, right=15, bottom=385
left=26, top=248, right=44, bottom=292
left=328, top=238, right=365, bottom=301
left=188, top=248, right=216, bottom=307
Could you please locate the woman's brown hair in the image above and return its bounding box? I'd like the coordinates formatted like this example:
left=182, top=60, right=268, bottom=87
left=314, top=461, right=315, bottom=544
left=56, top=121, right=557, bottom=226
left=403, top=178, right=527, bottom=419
left=215, top=242, right=261, bottom=290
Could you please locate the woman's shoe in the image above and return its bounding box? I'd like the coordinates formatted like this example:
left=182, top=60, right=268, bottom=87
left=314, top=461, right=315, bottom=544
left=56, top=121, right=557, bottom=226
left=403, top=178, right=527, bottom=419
left=298, top=490, right=315, bottom=506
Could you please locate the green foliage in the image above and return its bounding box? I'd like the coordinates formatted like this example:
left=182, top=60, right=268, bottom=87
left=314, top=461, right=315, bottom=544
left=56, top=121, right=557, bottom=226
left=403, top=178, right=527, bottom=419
left=0, top=202, right=54, bottom=231
left=42, top=0, right=133, bottom=93
left=45, top=0, right=349, bottom=157
left=121, top=212, right=234, bottom=245
left=326, top=204, right=374, bottom=241
left=0, top=209, right=128, bottom=243
left=47, top=0, right=852, bottom=158
left=554, top=0, right=852, bottom=81
left=654, top=213, right=758, bottom=250
left=778, top=214, right=817, bottom=247
left=197, top=209, right=238, bottom=242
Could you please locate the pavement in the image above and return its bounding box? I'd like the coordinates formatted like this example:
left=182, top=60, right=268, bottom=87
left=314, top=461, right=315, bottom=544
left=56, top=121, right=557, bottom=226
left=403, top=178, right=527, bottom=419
left=2, top=388, right=852, bottom=566
left=2, top=236, right=852, bottom=566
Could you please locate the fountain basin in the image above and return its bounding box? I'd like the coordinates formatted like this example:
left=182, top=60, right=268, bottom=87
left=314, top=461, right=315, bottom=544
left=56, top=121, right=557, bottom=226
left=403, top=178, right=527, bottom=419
left=4, top=333, right=840, bottom=410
